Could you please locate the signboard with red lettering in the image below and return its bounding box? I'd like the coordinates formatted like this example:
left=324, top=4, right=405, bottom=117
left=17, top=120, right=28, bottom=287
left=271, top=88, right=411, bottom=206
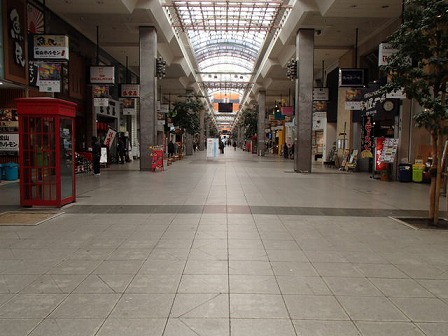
left=103, top=128, right=117, bottom=148
left=33, top=35, right=69, bottom=60
left=121, top=84, right=140, bottom=97
left=90, top=66, right=115, bottom=84
left=374, top=137, right=388, bottom=171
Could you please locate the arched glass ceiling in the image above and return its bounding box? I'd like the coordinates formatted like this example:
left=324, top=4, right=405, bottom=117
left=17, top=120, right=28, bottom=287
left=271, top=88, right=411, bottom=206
left=164, top=0, right=289, bottom=128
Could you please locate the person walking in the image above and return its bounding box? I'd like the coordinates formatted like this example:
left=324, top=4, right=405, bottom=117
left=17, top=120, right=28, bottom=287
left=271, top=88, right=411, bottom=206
left=117, top=137, right=125, bottom=164
left=233, top=141, right=237, bottom=151
left=168, top=140, right=175, bottom=157
left=92, top=136, right=101, bottom=175
left=283, top=143, right=289, bottom=159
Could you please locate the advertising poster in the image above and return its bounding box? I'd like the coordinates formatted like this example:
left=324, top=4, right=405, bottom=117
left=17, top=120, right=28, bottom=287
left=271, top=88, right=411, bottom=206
left=121, top=98, right=136, bottom=115
left=207, top=138, right=218, bottom=159
left=345, top=88, right=363, bottom=110
left=374, top=137, right=388, bottom=171
left=38, top=62, right=61, bottom=92
left=93, top=85, right=109, bottom=107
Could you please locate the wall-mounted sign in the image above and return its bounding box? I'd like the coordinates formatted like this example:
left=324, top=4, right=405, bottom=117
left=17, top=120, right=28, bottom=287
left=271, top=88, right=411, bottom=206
left=120, top=98, right=136, bottom=115
left=38, top=62, right=61, bottom=92
left=5, top=0, right=27, bottom=84
left=0, top=133, right=19, bottom=151
left=90, top=66, right=115, bottom=84
left=93, top=86, right=109, bottom=107
left=121, top=84, right=140, bottom=97
left=339, top=68, right=366, bottom=87
left=281, top=106, right=294, bottom=116
left=33, top=35, right=69, bottom=60
left=378, top=43, right=398, bottom=66
left=345, top=88, right=363, bottom=110
left=313, top=88, right=329, bottom=101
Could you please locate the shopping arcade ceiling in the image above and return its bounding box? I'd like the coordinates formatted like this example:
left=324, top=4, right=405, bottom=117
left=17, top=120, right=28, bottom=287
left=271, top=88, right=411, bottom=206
left=43, top=0, right=404, bottom=131
left=163, top=0, right=290, bottom=129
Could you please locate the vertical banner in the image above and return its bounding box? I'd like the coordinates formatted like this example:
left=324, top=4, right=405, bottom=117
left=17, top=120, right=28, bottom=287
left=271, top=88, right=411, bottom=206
left=374, top=137, right=388, bottom=171
left=206, top=138, right=219, bottom=159
left=103, top=128, right=117, bottom=148
left=361, top=116, right=374, bottom=156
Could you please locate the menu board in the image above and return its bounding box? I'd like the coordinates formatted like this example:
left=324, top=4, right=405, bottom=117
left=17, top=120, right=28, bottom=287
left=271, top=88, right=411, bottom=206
left=379, top=138, right=399, bottom=163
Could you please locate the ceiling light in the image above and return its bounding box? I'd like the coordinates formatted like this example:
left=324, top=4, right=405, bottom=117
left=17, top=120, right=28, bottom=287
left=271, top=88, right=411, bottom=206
left=0, top=82, right=3, bottom=85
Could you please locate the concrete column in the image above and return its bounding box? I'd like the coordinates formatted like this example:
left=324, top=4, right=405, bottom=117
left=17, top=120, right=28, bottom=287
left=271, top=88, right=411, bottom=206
left=199, top=108, right=205, bottom=151
left=258, top=91, right=266, bottom=156
left=294, top=29, right=314, bottom=173
left=139, top=26, right=157, bottom=171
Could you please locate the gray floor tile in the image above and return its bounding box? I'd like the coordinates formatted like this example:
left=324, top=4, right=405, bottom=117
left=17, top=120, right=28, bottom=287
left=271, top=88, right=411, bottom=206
left=370, top=278, right=434, bottom=298
left=390, top=297, right=448, bottom=322
left=21, top=275, right=86, bottom=294
left=93, top=260, right=144, bottom=275
left=270, top=261, right=318, bottom=277
left=418, top=280, right=448, bottom=298
left=185, top=260, right=229, bottom=275
left=355, top=321, right=425, bottom=336
left=0, top=319, right=41, bottom=336
left=73, top=274, right=134, bottom=294
left=324, top=277, right=384, bottom=296
left=230, top=275, right=280, bottom=294
left=284, top=295, right=349, bottom=320
left=110, top=294, right=174, bottom=318
left=292, top=320, right=360, bottom=336
left=229, top=260, right=273, bottom=275
left=170, top=293, right=229, bottom=318
left=178, top=275, right=228, bottom=293
left=126, top=273, right=181, bottom=294
left=355, top=263, right=409, bottom=278
left=96, top=318, right=166, bottom=336
left=49, top=294, right=119, bottom=318
left=416, top=322, right=448, bottom=336
left=164, top=318, right=229, bottom=336
left=0, top=294, right=67, bottom=318
left=277, top=276, right=331, bottom=295
left=29, top=318, right=103, bottom=336
left=313, top=262, right=364, bottom=277
left=338, top=296, right=409, bottom=321
left=0, top=274, right=40, bottom=293
left=232, top=319, right=296, bottom=336
left=230, top=294, right=289, bottom=318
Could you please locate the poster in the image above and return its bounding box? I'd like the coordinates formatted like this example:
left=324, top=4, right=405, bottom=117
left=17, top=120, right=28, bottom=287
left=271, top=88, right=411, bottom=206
left=38, top=62, right=61, bottom=92
left=207, top=138, right=218, bottom=158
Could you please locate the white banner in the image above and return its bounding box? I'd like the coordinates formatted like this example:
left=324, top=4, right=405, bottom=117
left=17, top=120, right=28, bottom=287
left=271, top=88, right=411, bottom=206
left=104, top=128, right=117, bottom=148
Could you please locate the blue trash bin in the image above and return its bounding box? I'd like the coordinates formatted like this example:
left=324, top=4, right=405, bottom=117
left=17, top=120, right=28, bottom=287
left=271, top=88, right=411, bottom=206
left=4, top=163, right=19, bottom=181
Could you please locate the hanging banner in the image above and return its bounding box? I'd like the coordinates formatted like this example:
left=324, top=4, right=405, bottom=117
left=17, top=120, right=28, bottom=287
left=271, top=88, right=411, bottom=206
left=313, top=88, right=329, bottom=101
left=104, top=128, right=117, bottom=148
left=361, top=115, right=374, bottom=158
left=374, top=137, right=388, bottom=171
left=90, top=66, right=115, bottom=84
left=345, top=88, right=363, bottom=110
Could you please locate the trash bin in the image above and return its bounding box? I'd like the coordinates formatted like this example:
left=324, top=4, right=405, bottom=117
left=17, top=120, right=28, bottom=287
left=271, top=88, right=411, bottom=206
left=399, top=163, right=412, bottom=182
left=413, top=164, right=425, bottom=183
left=4, top=163, right=19, bottom=181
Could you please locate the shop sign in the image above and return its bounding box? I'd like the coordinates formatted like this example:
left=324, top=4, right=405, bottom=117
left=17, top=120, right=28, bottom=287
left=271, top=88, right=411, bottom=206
left=313, top=88, right=329, bottom=101
left=5, top=0, right=27, bottom=84
left=121, top=84, right=140, bottom=97
left=120, top=98, right=137, bottom=116
left=361, top=116, right=374, bottom=155
left=33, top=35, right=69, bottom=60
left=38, top=62, right=61, bottom=92
left=93, top=86, right=109, bottom=107
left=0, top=133, right=19, bottom=151
left=374, top=137, right=388, bottom=171
left=90, top=66, right=115, bottom=84
left=0, top=109, right=18, bottom=129
left=378, top=43, right=398, bottom=66
left=103, top=128, right=117, bottom=148
left=345, top=88, right=363, bottom=110
left=313, top=101, right=327, bottom=113
left=360, top=85, right=385, bottom=117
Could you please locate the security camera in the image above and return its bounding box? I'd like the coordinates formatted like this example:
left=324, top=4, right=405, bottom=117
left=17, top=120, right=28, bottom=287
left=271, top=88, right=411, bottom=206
left=315, top=30, right=322, bottom=36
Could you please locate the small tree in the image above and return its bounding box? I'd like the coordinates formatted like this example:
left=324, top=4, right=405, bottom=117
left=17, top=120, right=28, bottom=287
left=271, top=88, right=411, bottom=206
left=169, top=96, right=203, bottom=135
left=239, top=105, right=258, bottom=139
left=381, top=0, right=448, bottom=225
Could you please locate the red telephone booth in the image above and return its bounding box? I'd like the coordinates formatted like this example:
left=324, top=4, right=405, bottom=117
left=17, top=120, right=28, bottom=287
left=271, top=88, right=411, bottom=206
left=16, top=98, right=77, bottom=207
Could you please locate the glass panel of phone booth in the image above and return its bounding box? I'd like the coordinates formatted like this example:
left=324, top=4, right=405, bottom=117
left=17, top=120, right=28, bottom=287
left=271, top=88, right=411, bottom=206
left=60, top=118, right=74, bottom=199
left=22, top=116, right=57, bottom=202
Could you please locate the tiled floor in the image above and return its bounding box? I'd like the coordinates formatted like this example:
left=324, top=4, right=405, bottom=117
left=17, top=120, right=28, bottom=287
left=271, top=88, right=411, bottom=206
left=1, top=149, right=448, bottom=335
